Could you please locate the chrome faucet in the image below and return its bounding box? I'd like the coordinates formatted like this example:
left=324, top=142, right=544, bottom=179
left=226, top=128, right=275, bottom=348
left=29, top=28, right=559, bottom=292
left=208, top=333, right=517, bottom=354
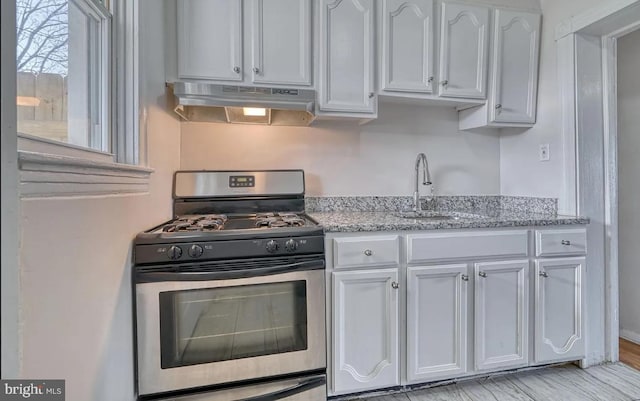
left=413, top=153, right=433, bottom=212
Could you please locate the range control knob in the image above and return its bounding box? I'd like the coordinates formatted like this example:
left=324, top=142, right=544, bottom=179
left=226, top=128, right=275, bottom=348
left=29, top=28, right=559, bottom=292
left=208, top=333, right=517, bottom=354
left=266, top=240, right=279, bottom=253
left=285, top=239, right=298, bottom=252
left=188, top=244, right=204, bottom=258
left=167, top=245, right=183, bottom=260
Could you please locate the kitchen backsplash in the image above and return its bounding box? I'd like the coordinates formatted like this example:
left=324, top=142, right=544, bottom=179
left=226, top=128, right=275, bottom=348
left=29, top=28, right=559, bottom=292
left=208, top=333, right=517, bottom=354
left=305, top=195, right=558, bottom=215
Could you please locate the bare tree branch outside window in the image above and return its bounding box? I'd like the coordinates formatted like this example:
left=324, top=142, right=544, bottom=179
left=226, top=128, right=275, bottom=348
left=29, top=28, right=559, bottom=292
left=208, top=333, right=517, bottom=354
left=16, top=0, right=68, bottom=75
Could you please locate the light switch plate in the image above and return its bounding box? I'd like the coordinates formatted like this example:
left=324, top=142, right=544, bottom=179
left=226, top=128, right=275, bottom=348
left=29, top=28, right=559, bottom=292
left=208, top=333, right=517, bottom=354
left=539, top=144, right=550, bottom=161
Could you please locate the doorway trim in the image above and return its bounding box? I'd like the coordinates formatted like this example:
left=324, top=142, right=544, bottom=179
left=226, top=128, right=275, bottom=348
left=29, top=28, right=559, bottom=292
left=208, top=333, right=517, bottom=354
left=557, top=0, right=640, bottom=365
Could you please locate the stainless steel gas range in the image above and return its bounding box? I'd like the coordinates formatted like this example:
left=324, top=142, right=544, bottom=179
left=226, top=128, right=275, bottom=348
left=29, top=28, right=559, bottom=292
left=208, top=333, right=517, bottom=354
left=133, top=170, right=326, bottom=401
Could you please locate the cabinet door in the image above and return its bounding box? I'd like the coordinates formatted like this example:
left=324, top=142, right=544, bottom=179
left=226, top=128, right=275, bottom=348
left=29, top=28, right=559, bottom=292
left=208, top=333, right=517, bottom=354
left=319, top=0, right=376, bottom=113
left=475, top=260, right=529, bottom=371
left=490, top=10, right=541, bottom=123
left=177, top=0, right=243, bottom=81
left=535, top=258, right=586, bottom=363
left=380, top=0, right=434, bottom=93
left=332, top=269, right=399, bottom=394
left=438, top=2, right=489, bottom=98
left=407, top=264, right=468, bottom=382
left=249, top=0, right=312, bottom=86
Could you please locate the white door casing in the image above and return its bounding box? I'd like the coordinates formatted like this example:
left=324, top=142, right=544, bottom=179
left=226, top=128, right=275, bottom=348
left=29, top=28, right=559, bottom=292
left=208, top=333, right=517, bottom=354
left=406, top=264, right=468, bottom=382
left=535, top=258, right=586, bottom=363
left=438, top=1, right=489, bottom=99
left=249, top=0, right=312, bottom=85
left=177, top=0, right=243, bottom=81
left=474, top=260, right=529, bottom=371
left=490, top=10, right=541, bottom=123
left=381, top=0, right=434, bottom=93
left=332, top=268, right=399, bottom=394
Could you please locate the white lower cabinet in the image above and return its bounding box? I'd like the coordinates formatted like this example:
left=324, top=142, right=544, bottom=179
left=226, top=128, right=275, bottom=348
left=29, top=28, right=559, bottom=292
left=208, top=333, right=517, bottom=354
left=331, top=268, right=400, bottom=395
left=328, top=227, right=586, bottom=396
left=474, top=260, right=529, bottom=371
left=406, top=264, right=468, bottom=382
left=534, top=257, right=586, bottom=363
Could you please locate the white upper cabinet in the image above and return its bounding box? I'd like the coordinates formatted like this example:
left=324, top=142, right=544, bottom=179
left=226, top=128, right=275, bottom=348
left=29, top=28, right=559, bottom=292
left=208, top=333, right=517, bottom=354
left=535, top=258, right=586, bottom=364
left=380, top=0, right=434, bottom=93
left=177, top=0, right=243, bottom=81
left=249, top=0, right=312, bottom=86
left=438, top=2, right=489, bottom=99
left=177, top=0, right=312, bottom=87
left=458, top=9, right=541, bottom=130
left=318, top=0, right=376, bottom=115
left=490, top=10, right=541, bottom=124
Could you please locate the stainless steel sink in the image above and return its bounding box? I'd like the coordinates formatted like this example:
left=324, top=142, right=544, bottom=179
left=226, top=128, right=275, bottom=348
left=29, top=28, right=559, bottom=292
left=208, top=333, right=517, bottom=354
left=393, top=211, right=484, bottom=220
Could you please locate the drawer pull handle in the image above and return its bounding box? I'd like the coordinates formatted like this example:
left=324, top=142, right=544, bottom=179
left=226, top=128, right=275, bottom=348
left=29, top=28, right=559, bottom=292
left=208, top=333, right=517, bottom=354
left=561, top=240, right=571, bottom=246
left=461, top=274, right=469, bottom=281
left=391, top=281, right=399, bottom=289
left=364, top=249, right=373, bottom=256
left=478, top=271, right=487, bottom=278
left=539, top=271, right=549, bottom=278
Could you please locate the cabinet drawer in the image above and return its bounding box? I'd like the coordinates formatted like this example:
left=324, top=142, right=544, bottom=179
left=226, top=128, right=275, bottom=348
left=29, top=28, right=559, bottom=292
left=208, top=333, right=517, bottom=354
left=535, top=228, right=587, bottom=257
left=407, top=231, right=528, bottom=263
left=333, top=236, right=400, bottom=269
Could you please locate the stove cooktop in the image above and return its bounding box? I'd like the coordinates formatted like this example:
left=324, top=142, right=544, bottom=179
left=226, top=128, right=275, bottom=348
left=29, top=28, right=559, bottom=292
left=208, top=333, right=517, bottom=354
left=134, top=211, right=324, bottom=265
left=152, top=212, right=317, bottom=233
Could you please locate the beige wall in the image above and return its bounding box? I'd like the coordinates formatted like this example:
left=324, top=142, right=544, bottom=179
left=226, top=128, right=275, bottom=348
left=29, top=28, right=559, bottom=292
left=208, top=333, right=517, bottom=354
left=617, top=28, right=640, bottom=343
left=18, top=2, right=181, bottom=400
left=181, top=104, right=501, bottom=196
left=500, top=0, right=604, bottom=209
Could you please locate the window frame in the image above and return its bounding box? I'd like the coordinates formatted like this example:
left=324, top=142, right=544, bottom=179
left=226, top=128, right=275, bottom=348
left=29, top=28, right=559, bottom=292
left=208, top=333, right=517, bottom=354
left=16, top=0, right=152, bottom=197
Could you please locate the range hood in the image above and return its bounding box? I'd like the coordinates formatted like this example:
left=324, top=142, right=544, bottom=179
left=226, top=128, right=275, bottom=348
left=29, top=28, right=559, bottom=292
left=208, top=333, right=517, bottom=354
left=169, top=82, right=316, bottom=126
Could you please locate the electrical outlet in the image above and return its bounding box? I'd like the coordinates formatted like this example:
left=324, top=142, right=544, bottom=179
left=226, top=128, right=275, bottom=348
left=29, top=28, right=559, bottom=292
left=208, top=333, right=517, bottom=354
left=539, top=144, right=550, bottom=161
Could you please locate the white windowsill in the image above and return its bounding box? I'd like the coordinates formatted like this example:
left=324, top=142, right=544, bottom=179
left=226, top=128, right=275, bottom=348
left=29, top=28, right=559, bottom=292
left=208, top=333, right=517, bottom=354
left=18, top=150, right=154, bottom=198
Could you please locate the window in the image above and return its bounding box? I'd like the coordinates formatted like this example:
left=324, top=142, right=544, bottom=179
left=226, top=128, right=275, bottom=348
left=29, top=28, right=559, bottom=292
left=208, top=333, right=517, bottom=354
left=16, top=0, right=111, bottom=152
left=15, top=0, right=152, bottom=197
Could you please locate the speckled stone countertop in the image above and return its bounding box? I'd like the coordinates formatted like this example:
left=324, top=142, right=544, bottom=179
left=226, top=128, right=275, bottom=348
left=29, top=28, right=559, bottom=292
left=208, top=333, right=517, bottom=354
left=308, top=210, right=589, bottom=232
left=305, top=196, right=588, bottom=232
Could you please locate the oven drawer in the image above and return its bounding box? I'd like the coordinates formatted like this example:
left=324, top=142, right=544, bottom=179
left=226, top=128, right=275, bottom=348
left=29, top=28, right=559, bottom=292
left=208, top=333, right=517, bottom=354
left=332, top=236, right=400, bottom=269
left=153, top=373, right=326, bottom=401
left=535, top=228, right=587, bottom=257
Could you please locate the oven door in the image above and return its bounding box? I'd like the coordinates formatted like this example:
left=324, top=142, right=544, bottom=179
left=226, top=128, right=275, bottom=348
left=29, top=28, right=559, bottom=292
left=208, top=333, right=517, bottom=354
left=135, top=261, right=325, bottom=396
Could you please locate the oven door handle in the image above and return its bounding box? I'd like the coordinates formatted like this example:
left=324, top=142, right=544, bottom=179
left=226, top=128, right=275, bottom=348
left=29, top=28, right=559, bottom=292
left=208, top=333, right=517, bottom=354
left=136, top=259, right=325, bottom=283
left=241, top=375, right=326, bottom=401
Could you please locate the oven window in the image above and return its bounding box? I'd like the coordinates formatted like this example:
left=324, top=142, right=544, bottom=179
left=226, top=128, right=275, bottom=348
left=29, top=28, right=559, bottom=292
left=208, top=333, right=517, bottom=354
left=159, top=281, right=308, bottom=368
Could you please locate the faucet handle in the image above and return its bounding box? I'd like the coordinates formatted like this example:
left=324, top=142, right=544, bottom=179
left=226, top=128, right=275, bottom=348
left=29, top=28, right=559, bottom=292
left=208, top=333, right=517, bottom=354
left=425, top=183, right=435, bottom=201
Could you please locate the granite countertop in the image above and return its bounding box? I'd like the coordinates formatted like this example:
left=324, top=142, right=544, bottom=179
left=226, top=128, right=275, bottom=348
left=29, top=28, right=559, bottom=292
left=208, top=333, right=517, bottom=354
left=309, top=210, right=590, bottom=233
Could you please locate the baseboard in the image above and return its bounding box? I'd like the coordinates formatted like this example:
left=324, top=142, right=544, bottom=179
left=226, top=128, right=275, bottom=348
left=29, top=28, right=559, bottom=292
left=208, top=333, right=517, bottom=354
left=620, top=329, right=640, bottom=345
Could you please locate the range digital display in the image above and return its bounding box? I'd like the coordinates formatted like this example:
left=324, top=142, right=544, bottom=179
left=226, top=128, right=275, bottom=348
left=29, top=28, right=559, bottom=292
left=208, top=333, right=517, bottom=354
left=229, top=175, right=255, bottom=188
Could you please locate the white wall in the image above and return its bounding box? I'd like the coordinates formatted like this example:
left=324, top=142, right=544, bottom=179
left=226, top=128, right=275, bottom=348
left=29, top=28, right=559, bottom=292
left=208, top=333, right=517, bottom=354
left=617, top=28, right=640, bottom=344
left=180, top=103, right=501, bottom=196
left=18, top=2, right=181, bottom=400
left=500, top=0, right=603, bottom=211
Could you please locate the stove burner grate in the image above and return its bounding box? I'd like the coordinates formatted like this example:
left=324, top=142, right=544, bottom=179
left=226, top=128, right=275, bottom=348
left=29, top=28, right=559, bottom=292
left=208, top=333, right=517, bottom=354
left=255, top=212, right=305, bottom=228
left=162, top=214, right=228, bottom=232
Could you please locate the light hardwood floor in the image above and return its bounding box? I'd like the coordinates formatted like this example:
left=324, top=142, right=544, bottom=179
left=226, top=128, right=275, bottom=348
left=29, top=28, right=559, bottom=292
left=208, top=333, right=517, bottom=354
left=620, top=338, right=640, bottom=371
left=351, top=363, right=640, bottom=401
